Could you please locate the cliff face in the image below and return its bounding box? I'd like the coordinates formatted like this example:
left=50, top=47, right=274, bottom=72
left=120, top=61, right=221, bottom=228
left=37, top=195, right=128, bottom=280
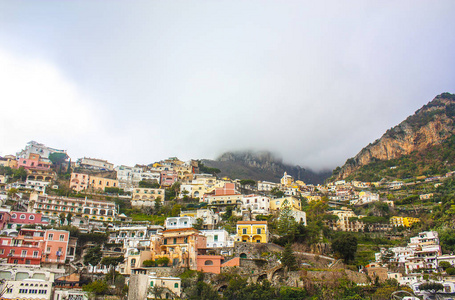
left=203, top=151, right=331, bottom=184
left=337, top=93, right=455, bottom=179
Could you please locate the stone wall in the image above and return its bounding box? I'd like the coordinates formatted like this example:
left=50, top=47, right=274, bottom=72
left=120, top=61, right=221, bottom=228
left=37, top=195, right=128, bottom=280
left=127, top=274, right=149, bottom=300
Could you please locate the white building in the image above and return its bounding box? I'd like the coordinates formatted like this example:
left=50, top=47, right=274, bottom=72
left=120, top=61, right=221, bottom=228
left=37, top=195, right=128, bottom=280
left=77, top=157, right=114, bottom=171
left=200, top=229, right=234, bottom=248
left=116, top=165, right=161, bottom=191
left=257, top=181, right=279, bottom=192
left=16, top=141, right=67, bottom=163
left=239, top=194, right=271, bottom=215
left=165, top=216, right=195, bottom=230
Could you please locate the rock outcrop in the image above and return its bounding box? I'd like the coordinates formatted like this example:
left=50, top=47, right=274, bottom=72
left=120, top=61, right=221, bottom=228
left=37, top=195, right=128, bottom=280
left=337, top=93, right=455, bottom=179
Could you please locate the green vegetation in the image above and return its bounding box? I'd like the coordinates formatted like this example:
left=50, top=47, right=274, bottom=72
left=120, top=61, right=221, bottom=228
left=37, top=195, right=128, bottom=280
left=281, top=243, right=298, bottom=271
left=331, top=232, right=358, bottom=263
left=346, top=135, right=455, bottom=182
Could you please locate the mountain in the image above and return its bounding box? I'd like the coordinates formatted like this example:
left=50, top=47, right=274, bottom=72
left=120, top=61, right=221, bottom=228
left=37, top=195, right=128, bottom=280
left=202, top=151, right=331, bottom=184
left=334, top=93, right=455, bottom=181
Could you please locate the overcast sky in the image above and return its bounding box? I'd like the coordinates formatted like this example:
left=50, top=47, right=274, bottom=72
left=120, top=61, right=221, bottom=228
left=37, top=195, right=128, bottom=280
left=1, top=1, right=454, bottom=171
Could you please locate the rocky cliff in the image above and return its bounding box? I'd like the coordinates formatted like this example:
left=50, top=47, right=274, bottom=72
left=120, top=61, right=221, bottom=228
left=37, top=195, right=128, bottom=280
left=203, top=151, right=331, bottom=184
left=336, top=93, right=455, bottom=180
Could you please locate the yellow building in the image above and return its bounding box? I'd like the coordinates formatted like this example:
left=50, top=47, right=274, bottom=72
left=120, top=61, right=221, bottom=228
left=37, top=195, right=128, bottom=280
left=306, top=195, right=322, bottom=203
left=89, top=176, right=119, bottom=191
left=390, top=216, right=420, bottom=227
left=132, top=187, right=165, bottom=207
left=270, top=196, right=301, bottom=211
left=235, top=221, right=268, bottom=243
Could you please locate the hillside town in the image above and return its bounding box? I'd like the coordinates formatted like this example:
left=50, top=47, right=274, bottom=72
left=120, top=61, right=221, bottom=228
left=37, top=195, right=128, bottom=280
left=0, top=141, right=455, bottom=300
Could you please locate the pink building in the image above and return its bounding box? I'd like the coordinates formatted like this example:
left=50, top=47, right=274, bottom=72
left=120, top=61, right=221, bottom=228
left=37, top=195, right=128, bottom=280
left=197, top=255, right=224, bottom=274
left=0, top=211, right=11, bottom=230
left=10, top=211, right=48, bottom=225
left=160, top=171, right=178, bottom=187
left=0, top=228, right=70, bottom=265
left=215, top=183, right=237, bottom=196
left=69, top=172, right=90, bottom=191
left=16, top=153, right=51, bottom=170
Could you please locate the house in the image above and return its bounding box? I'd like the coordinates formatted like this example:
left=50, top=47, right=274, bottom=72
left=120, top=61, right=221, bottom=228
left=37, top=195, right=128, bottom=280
left=200, top=229, right=234, bottom=248
left=0, top=228, right=70, bottom=266
left=390, top=216, right=420, bottom=227
left=197, top=255, right=225, bottom=274
left=77, top=157, right=114, bottom=171
left=180, top=209, right=220, bottom=229
left=128, top=272, right=182, bottom=300
left=131, top=187, right=165, bottom=208
left=257, top=181, right=279, bottom=192
left=270, top=196, right=301, bottom=211
left=160, top=170, right=178, bottom=187
left=149, top=228, right=206, bottom=270
left=204, top=183, right=243, bottom=208
left=16, top=153, right=52, bottom=170
left=238, top=194, right=271, bottom=216
left=165, top=216, right=195, bottom=230
left=235, top=221, right=268, bottom=243
left=16, top=140, right=67, bottom=163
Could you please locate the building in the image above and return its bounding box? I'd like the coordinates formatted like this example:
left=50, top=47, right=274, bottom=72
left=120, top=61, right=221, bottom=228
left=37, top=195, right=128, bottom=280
left=0, top=264, right=60, bottom=300
left=200, top=229, right=234, bottom=248
left=165, top=216, right=195, bottom=230
left=270, top=196, right=301, bottom=211
left=29, top=194, right=117, bottom=222
left=77, top=157, right=114, bottom=171
left=235, top=221, right=268, bottom=243
left=204, top=183, right=243, bottom=208
left=16, top=141, right=67, bottom=163
left=239, top=194, right=270, bottom=216
left=281, top=172, right=294, bottom=187
left=390, top=216, right=420, bottom=227
left=69, top=172, right=118, bottom=192
left=257, top=181, right=279, bottom=192
left=328, top=208, right=365, bottom=232
left=116, top=165, right=161, bottom=191
left=131, top=188, right=165, bottom=208
left=179, top=209, right=220, bottom=229
left=149, top=228, right=206, bottom=270
left=128, top=272, right=181, bottom=300
left=160, top=170, right=178, bottom=187
left=0, top=228, right=70, bottom=266
left=0, top=211, right=49, bottom=235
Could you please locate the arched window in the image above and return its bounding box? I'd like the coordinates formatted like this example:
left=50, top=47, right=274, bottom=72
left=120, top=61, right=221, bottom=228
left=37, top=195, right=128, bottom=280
left=204, top=260, right=213, bottom=265
left=11, top=214, right=16, bottom=219
left=20, top=214, right=26, bottom=220
left=29, top=215, right=35, bottom=220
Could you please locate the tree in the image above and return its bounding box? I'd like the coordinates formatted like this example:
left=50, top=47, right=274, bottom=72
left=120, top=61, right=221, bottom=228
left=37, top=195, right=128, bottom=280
left=271, top=187, right=285, bottom=198
left=82, top=280, right=109, bottom=296
left=155, top=257, right=170, bottom=266
left=66, top=213, right=72, bottom=225
left=83, top=246, right=103, bottom=267
left=193, top=218, right=204, bottom=230
left=277, top=199, right=298, bottom=236
left=12, top=167, right=27, bottom=181
left=139, top=180, right=160, bottom=188
left=446, top=267, right=455, bottom=275
left=331, top=232, right=358, bottom=263
left=59, top=213, right=66, bottom=226
left=439, top=261, right=451, bottom=270
left=239, top=179, right=256, bottom=186
left=49, top=152, right=68, bottom=165
left=222, top=206, right=234, bottom=221
left=143, top=259, right=156, bottom=267
left=419, top=282, right=444, bottom=294
left=154, top=197, right=162, bottom=213
left=281, top=243, right=298, bottom=271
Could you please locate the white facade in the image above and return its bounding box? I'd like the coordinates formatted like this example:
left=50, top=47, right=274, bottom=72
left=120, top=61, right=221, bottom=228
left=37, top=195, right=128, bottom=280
left=257, top=181, right=279, bottom=192
left=77, top=157, right=114, bottom=171
left=116, top=165, right=161, bottom=191
left=200, top=229, right=234, bottom=248
left=16, top=141, right=66, bottom=162
left=165, top=216, right=195, bottom=230
left=239, top=194, right=270, bottom=215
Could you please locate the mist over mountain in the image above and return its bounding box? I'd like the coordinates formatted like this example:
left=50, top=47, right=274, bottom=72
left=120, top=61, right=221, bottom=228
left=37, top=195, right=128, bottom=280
left=202, top=150, right=331, bottom=184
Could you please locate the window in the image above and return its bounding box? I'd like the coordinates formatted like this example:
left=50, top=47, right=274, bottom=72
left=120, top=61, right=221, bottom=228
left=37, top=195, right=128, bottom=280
left=29, top=215, right=35, bottom=220
left=21, top=250, right=27, bottom=257
left=214, top=235, right=218, bottom=241
left=174, top=283, right=179, bottom=288
left=39, top=290, right=47, bottom=294
left=48, top=234, right=53, bottom=240
left=150, top=281, right=154, bottom=287
left=173, top=238, right=177, bottom=244
left=242, top=228, right=247, bottom=234
left=257, top=229, right=261, bottom=234
left=11, top=213, right=16, bottom=219
left=33, top=251, right=38, bottom=257
left=20, top=214, right=26, bottom=219
left=59, top=234, right=65, bottom=241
